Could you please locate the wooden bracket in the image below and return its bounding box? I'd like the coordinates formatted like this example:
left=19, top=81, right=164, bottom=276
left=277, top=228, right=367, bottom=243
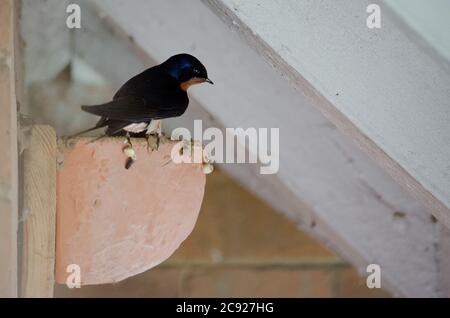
left=55, top=136, right=205, bottom=286
left=21, top=126, right=57, bottom=297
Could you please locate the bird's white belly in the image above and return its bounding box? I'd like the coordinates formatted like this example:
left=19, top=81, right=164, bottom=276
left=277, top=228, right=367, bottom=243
left=123, top=122, right=149, bottom=133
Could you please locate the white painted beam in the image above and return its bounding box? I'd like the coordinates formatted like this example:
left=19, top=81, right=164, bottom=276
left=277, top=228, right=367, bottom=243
left=66, top=0, right=441, bottom=296
left=204, top=0, right=450, bottom=229
left=384, top=0, right=450, bottom=71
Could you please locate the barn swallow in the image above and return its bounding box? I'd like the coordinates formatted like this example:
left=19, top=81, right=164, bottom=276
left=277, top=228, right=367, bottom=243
left=72, top=53, right=213, bottom=168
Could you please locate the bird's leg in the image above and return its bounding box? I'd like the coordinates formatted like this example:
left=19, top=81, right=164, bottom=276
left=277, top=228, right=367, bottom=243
left=88, top=134, right=107, bottom=144
left=153, top=120, right=162, bottom=150
left=126, top=132, right=132, bottom=148
left=123, top=132, right=136, bottom=169
left=145, top=133, right=156, bottom=153
left=146, top=120, right=162, bottom=151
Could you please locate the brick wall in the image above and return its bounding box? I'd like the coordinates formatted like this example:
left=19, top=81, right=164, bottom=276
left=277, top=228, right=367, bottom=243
left=55, top=169, right=389, bottom=298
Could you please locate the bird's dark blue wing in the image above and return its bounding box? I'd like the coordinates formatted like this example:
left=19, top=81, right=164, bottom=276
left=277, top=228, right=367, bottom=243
left=81, top=96, right=156, bottom=121
left=82, top=67, right=189, bottom=121
left=82, top=96, right=186, bottom=122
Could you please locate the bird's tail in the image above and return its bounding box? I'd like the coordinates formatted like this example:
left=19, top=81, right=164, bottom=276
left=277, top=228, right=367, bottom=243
left=68, top=120, right=108, bottom=138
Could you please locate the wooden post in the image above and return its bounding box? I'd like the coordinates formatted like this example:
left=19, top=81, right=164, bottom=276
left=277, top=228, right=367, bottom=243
left=21, top=126, right=57, bottom=297
left=0, top=0, right=19, bottom=298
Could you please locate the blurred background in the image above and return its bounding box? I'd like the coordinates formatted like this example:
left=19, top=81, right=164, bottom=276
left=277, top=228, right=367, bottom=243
left=26, top=64, right=389, bottom=297
left=14, top=0, right=450, bottom=297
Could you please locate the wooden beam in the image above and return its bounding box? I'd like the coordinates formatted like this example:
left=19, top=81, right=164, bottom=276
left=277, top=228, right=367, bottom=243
left=71, top=0, right=440, bottom=296
left=0, top=0, right=19, bottom=298
left=21, top=126, right=56, bottom=298
left=204, top=0, right=450, bottom=229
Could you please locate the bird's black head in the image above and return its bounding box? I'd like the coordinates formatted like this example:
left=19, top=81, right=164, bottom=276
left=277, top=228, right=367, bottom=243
left=161, top=53, right=213, bottom=91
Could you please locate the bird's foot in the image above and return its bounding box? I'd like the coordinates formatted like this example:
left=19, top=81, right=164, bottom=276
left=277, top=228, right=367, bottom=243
left=199, top=141, right=214, bottom=174
left=146, top=120, right=162, bottom=152
left=146, top=133, right=160, bottom=152
left=123, top=134, right=136, bottom=169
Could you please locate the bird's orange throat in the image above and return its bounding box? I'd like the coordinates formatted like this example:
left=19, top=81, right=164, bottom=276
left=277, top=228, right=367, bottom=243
left=180, top=77, right=206, bottom=91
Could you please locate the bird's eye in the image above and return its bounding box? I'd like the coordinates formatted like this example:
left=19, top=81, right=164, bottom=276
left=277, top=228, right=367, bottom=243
left=193, top=68, right=200, bottom=74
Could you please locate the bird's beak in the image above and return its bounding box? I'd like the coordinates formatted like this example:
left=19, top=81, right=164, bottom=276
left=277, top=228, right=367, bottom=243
left=204, top=78, right=214, bottom=85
